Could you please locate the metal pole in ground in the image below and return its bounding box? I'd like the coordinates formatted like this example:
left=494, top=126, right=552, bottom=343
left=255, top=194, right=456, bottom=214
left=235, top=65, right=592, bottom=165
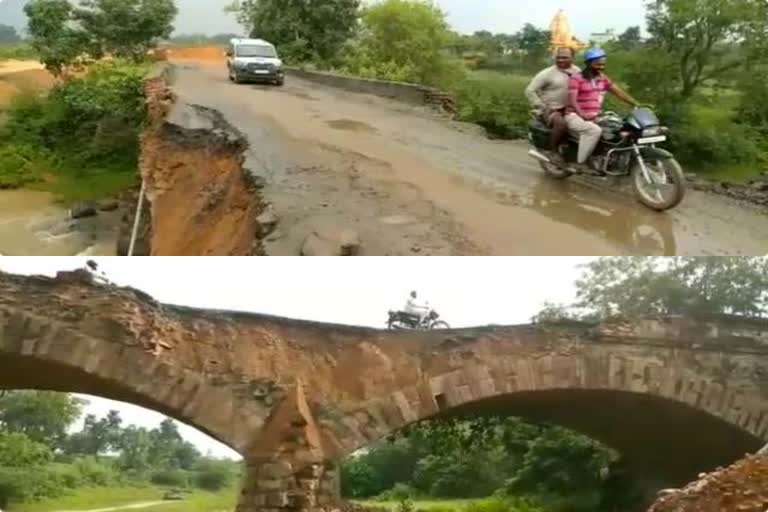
left=128, top=180, right=146, bottom=257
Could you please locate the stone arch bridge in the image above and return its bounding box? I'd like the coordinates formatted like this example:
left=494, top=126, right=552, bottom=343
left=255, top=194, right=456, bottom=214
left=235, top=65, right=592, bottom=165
left=1, top=270, right=767, bottom=512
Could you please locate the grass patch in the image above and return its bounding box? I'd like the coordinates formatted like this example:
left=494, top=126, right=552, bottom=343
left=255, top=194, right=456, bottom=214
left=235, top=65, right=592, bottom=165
left=357, top=499, right=482, bottom=511
left=140, top=490, right=237, bottom=512
left=15, top=486, right=163, bottom=512
left=0, top=45, right=38, bottom=61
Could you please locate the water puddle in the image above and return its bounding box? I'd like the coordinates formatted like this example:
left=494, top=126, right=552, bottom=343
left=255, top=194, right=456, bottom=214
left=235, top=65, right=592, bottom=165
left=0, top=190, right=119, bottom=256
left=326, top=119, right=378, bottom=134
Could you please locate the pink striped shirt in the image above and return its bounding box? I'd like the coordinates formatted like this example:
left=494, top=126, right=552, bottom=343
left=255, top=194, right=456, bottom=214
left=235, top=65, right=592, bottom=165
left=568, top=72, right=613, bottom=120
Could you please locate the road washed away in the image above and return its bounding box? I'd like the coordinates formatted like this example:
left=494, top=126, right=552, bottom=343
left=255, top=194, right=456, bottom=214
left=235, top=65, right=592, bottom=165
left=157, top=60, right=767, bottom=256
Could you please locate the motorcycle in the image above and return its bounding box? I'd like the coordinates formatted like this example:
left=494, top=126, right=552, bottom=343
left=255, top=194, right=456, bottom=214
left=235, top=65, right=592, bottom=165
left=387, top=309, right=450, bottom=331
left=527, top=107, right=686, bottom=211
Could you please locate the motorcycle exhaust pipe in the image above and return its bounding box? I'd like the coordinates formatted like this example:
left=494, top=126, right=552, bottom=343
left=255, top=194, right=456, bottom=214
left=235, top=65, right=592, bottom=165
left=528, top=149, right=552, bottom=164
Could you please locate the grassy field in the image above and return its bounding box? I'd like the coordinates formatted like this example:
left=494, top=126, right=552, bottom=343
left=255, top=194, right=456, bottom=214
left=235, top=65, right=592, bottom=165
left=16, top=486, right=164, bottom=512
left=357, top=499, right=482, bottom=511
left=139, top=491, right=237, bottom=512
left=12, top=487, right=237, bottom=512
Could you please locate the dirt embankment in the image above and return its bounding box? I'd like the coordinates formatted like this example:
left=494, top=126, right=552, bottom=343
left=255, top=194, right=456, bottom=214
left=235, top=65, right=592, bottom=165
left=648, top=451, right=768, bottom=512
left=133, top=65, right=267, bottom=255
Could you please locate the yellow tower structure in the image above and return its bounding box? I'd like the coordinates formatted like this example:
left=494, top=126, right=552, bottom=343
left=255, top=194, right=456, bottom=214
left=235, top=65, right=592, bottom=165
left=550, top=9, right=587, bottom=53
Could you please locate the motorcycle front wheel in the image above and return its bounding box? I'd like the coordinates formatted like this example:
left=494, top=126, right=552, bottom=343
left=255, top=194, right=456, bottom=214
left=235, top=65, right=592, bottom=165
left=632, top=158, right=686, bottom=211
left=430, top=321, right=450, bottom=330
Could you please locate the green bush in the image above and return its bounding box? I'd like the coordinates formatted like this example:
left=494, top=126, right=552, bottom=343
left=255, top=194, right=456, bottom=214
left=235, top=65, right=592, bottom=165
left=452, top=74, right=530, bottom=139
left=192, top=461, right=233, bottom=491
left=0, top=466, right=67, bottom=505
left=74, top=457, right=117, bottom=487
left=150, top=469, right=189, bottom=487
left=0, top=60, right=147, bottom=200
left=376, top=483, right=417, bottom=501
left=47, top=463, right=85, bottom=489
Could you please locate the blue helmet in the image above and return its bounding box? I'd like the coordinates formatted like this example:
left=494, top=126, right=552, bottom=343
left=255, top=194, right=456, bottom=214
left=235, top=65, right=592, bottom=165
left=584, top=47, right=607, bottom=63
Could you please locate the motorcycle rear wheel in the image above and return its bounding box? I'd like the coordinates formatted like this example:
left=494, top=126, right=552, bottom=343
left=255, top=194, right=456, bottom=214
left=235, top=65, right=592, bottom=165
left=632, top=158, right=686, bottom=211
left=430, top=321, right=450, bottom=330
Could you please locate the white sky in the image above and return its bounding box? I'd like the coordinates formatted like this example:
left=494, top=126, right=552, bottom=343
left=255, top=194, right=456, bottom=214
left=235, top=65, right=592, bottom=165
left=0, top=257, right=594, bottom=459
left=174, top=0, right=647, bottom=38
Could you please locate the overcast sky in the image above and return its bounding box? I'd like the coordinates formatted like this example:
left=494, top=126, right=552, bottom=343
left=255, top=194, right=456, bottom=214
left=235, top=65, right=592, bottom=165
left=0, top=257, right=594, bottom=459
left=173, top=0, right=647, bottom=38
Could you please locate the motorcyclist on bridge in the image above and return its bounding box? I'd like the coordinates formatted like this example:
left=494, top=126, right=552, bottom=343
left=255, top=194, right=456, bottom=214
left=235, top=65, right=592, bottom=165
left=565, top=48, right=641, bottom=174
left=404, top=291, right=430, bottom=325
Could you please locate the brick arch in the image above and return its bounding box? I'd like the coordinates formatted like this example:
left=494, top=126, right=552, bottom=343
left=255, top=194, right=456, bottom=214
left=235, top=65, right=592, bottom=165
left=2, top=270, right=768, bottom=512
left=326, top=357, right=766, bottom=485
left=0, top=305, right=261, bottom=454
left=331, top=353, right=768, bottom=457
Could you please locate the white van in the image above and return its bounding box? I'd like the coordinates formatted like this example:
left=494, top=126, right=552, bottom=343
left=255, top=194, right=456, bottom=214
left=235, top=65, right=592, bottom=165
left=226, top=38, right=284, bottom=86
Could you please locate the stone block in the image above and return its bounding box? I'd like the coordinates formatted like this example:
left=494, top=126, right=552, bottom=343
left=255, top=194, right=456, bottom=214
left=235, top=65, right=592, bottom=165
left=298, top=478, right=319, bottom=491
left=258, top=478, right=288, bottom=491
left=265, top=491, right=290, bottom=507
left=260, top=461, right=294, bottom=479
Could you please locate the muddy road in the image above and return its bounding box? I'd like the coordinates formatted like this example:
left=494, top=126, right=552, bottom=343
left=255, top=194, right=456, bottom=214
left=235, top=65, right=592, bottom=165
left=170, top=62, right=766, bottom=256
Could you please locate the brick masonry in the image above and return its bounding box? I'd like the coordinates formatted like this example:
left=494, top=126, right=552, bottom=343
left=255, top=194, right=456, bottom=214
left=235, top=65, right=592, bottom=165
left=1, top=271, right=767, bottom=511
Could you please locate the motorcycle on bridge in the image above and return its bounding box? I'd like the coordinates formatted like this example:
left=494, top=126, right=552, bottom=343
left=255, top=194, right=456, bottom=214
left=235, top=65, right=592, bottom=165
left=386, top=309, right=450, bottom=331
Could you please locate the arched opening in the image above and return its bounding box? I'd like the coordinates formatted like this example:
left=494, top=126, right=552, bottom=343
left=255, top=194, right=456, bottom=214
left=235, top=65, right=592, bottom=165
left=337, top=389, right=762, bottom=512
left=0, top=347, right=246, bottom=512
left=0, top=386, right=243, bottom=511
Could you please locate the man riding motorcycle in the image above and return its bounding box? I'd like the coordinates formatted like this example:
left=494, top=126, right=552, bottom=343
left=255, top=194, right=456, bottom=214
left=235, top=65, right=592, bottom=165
left=525, top=47, right=581, bottom=166
left=565, top=48, right=640, bottom=174
left=404, top=291, right=430, bottom=325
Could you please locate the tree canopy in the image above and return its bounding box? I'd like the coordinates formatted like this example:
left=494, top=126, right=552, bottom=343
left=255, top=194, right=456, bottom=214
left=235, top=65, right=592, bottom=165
left=24, top=0, right=177, bottom=73
left=227, top=0, right=360, bottom=63
left=533, top=257, right=768, bottom=322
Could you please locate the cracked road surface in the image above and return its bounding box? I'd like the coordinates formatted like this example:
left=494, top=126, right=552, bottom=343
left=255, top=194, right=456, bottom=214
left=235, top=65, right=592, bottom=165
left=170, top=61, right=767, bottom=256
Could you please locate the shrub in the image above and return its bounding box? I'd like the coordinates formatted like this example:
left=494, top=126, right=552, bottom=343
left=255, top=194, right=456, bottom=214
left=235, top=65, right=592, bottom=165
left=192, top=461, right=234, bottom=491
left=376, top=483, right=417, bottom=501
left=47, top=463, right=84, bottom=489
left=74, top=456, right=117, bottom=486
left=0, top=60, right=147, bottom=198
left=452, top=74, right=530, bottom=139
left=151, top=469, right=189, bottom=487
left=0, top=466, right=67, bottom=505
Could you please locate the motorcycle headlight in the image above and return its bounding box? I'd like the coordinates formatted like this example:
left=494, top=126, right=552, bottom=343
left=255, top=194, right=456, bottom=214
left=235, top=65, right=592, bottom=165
left=642, top=127, right=662, bottom=137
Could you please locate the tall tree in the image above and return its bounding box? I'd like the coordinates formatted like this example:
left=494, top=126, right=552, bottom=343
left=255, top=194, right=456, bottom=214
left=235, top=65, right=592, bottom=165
left=574, top=257, right=768, bottom=318
left=0, top=391, right=83, bottom=449
left=227, top=0, right=360, bottom=63
left=65, top=409, right=123, bottom=455
left=344, top=0, right=463, bottom=86
left=24, top=0, right=89, bottom=75
left=617, top=25, right=642, bottom=49
left=517, top=24, right=551, bottom=60
left=74, top=0, right=178, bottom=60
left=646, top=0, right=768, bottom=97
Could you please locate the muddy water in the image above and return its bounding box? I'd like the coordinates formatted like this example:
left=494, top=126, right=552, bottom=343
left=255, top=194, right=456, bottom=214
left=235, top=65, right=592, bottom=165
left=0, top=190, right=118, bottom=256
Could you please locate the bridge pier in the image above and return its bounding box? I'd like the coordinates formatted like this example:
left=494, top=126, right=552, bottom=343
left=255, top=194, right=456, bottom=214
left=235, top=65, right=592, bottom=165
left=237, top=460, right=341, bottom=512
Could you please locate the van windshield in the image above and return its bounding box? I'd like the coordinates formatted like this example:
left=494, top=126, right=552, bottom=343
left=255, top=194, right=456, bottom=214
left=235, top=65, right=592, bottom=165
left=236, top=45, right=277, bottom=58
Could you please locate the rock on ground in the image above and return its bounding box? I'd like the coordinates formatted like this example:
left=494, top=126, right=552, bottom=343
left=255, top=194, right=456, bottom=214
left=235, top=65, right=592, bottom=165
left=647, top=452, right=768, bottom=512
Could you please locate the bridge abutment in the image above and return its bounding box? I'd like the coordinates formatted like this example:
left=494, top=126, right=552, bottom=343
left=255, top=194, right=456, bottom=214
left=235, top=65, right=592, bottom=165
left=238, top=460, right=340, bottom=512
